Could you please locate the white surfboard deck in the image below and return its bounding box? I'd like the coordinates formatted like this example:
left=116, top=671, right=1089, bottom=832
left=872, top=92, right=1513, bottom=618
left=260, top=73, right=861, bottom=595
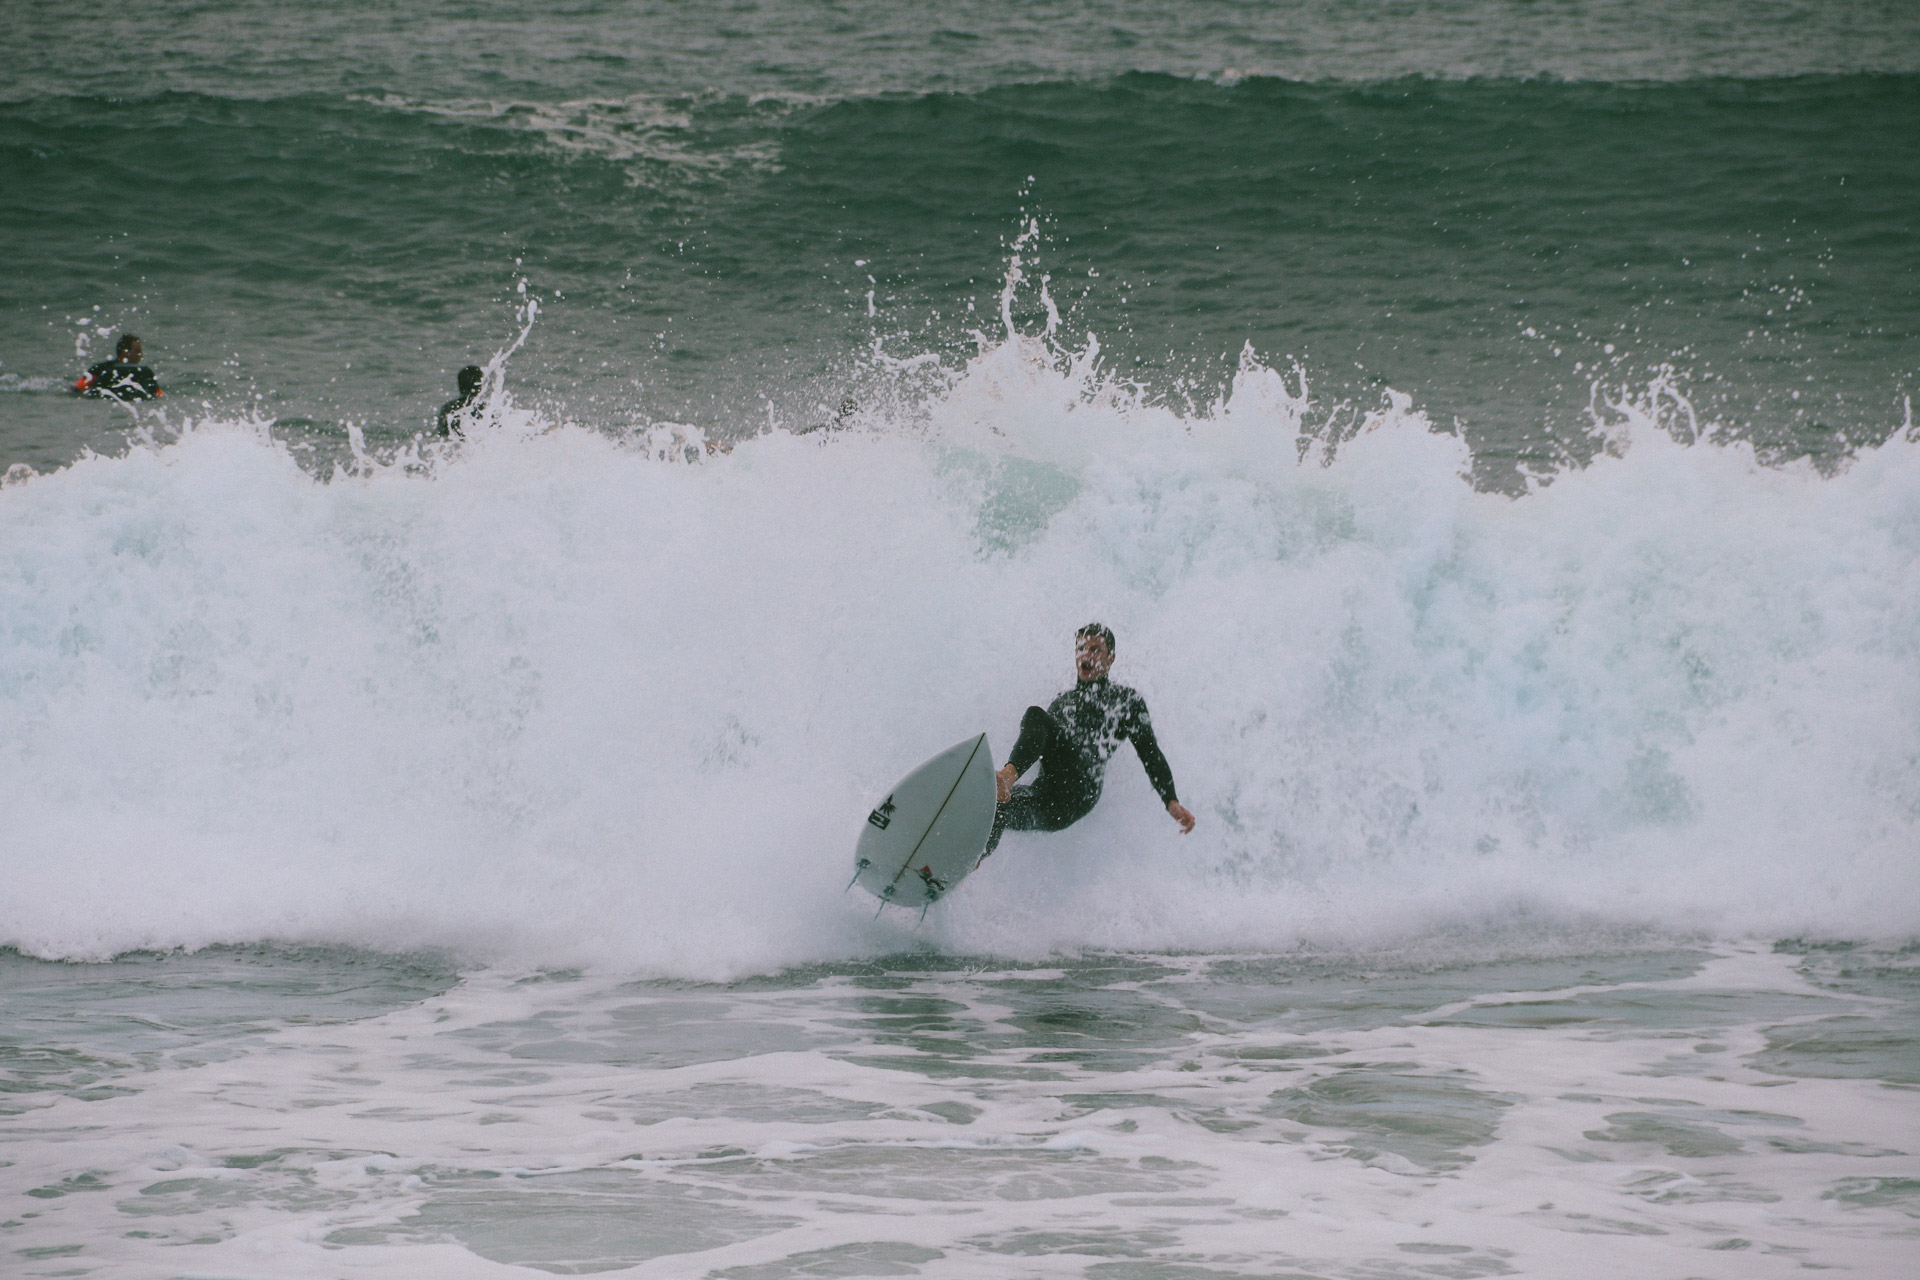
left=852, top=734, right=996, bottom=910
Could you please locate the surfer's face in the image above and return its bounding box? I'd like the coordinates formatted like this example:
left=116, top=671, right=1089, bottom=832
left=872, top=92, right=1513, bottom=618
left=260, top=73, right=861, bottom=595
left=1075, top=635, right=1113, bottom=682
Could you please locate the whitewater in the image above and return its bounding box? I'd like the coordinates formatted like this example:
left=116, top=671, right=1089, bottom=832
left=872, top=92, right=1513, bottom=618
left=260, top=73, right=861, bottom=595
left=6, top=313, right=1918, bottom=972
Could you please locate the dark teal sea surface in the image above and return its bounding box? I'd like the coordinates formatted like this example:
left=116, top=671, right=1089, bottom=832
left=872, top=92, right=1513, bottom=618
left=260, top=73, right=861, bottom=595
left=3, top=0, right=1917, bottom=480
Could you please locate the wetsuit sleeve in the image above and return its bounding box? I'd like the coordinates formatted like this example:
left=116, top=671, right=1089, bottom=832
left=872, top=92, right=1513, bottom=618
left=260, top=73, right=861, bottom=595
left=1126, top=695, right=1179, bottom=806
left=1007, top=705, right=1055, bottom=776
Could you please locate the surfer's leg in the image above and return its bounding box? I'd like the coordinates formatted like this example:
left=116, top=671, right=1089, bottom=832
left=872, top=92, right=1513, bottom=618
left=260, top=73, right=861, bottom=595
left=984, top=805, right=1007, bottom=857
left=984, top=783, right=1042, bottom=857
left=987, top=709, right=1066, bottom=856
left=1008, top=706, right=1097, bottom=789
left=983, top=772, right=1100, bottom=857
left=984, top=707, right=1097, bottom=858
left=1025, top=774, right=1100, bottom=832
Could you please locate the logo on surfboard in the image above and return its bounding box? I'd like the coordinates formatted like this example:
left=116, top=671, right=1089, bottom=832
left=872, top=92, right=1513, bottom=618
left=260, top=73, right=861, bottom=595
left=868, top=796, right=896, bottom=830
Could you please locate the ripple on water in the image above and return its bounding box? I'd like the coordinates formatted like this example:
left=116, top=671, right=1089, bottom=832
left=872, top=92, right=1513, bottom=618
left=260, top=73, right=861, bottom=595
left=1265, top=1065, right=1514, bottom=1172
left=327, top=1168, right=799, bottom=1272
left=0, top=945, right=460, bottom=1111
left=1754, top=941, right=1920, bottom=1085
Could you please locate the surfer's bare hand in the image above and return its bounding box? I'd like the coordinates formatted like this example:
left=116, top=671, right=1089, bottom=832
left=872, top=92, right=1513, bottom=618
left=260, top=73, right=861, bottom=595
left=1168, top=801, right=1195, bottom=834
left=996, top=763, right=1018, bottom=803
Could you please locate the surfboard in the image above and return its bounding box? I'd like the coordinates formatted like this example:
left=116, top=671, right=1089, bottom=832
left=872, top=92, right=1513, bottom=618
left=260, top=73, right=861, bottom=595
left=851, top=734, right=997, bottom=910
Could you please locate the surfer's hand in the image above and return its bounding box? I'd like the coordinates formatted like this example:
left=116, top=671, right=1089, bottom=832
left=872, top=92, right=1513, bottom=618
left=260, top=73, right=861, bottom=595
left=996, top=763, right=1018, bottom=803
left=1168, top=801, right=1195, bottom=834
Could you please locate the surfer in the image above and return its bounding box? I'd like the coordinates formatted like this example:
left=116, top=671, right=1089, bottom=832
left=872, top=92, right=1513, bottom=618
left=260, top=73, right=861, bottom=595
left=795, top=396, right=860, bottom=436
left=73, top=333, right=163, bottom=401
left=984, top=623, right=1195, bottom=857
left=437, top=365, right=485, bottom=436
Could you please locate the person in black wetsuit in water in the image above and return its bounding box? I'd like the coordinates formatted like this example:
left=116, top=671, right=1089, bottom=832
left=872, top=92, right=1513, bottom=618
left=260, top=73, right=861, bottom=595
left=984, top=623, right=1196, bottom=858
left=437, top=365, right=485, bottom=436
left=73, top=333, right=163, bottom=401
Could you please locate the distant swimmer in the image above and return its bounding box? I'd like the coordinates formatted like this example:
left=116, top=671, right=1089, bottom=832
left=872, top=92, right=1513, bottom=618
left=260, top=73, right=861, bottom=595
left=73, top=334, right=163, bottom=401
left=984, top=623, right=1195, bottom=859
left=437, top=365, right=485, bottom=436
left=795, top=396, right=859, bottom=436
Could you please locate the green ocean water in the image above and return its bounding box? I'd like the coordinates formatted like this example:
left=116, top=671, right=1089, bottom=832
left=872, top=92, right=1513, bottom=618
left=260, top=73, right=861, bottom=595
left=3, top=0, right=1917, bottom=481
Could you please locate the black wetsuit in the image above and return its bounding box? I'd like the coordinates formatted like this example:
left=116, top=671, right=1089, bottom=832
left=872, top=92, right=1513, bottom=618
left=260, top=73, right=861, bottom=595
left=985, top=676, right=1179, bottom=856
left=78, top=361, right=161, bottom=401
left=437, top=392, right=478, bottom=436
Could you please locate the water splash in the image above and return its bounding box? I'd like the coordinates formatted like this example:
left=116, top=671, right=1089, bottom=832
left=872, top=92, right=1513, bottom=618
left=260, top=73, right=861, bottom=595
left=1, top=322, right=1915, bottom=974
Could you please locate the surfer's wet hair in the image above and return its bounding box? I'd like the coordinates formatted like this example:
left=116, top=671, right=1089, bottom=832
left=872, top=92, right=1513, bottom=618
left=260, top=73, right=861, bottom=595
left=1076, top=622, right=1115, bottom=654
left=115, top=333, right=141, bottom=360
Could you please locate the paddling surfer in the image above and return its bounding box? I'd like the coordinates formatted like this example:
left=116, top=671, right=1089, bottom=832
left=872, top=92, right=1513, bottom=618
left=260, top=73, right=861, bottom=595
left=73, top=333, right=163, bottom=401
left=984, top=623, right=1195, bottom=857
left=437, top=365, right=485, bottom=436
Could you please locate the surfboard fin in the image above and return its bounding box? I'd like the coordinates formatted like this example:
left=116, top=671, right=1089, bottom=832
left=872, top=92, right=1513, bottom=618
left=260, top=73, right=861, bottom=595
left=845, top=858, right=871, bottom=893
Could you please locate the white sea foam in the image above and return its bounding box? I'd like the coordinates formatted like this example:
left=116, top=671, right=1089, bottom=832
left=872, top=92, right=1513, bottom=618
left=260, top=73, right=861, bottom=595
left=6, top=943, right=1915, bottom=1278
left=1, top=333, right=1915, bottom=975
left=355, top=90, right=787, bottom=183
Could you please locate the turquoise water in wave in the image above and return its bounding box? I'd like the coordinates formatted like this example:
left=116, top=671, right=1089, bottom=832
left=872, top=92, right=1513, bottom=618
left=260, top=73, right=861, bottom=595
left=3, top=4, right=1919, bottom=1277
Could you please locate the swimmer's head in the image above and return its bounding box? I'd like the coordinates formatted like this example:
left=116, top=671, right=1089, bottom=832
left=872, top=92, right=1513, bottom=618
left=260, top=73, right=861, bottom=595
left=115, top=334, right=142, bottom=363
left=457, top=365, right=485, bottom=399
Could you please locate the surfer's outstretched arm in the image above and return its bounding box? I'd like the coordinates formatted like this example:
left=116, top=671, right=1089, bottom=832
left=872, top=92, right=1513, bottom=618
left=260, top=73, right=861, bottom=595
left=1129, top=712, right=1195, bottom=834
